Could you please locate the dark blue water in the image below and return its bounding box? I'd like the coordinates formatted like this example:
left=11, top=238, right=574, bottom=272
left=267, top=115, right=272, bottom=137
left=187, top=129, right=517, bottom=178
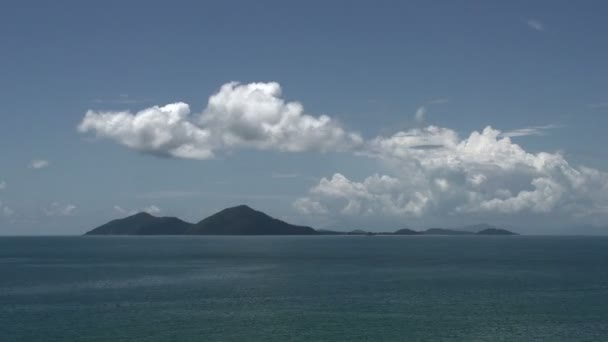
left=1, top=236, right=607, bottom=341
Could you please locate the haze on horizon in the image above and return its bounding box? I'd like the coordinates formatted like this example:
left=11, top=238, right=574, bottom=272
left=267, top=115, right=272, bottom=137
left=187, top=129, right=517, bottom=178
left=1, top=1, right=608, bottom=235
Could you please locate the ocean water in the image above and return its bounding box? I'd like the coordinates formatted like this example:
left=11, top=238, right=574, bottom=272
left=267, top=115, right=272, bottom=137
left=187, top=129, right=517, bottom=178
left=1, top=236, right=607, bottom=341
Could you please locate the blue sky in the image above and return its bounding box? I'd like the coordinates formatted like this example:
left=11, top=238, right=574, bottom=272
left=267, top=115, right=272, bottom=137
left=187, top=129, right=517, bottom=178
left=1, top=1, right=608, bottom=234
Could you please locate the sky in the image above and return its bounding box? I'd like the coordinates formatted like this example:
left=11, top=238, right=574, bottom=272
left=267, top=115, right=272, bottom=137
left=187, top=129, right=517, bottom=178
left=1, top=0, right=608, bottom=235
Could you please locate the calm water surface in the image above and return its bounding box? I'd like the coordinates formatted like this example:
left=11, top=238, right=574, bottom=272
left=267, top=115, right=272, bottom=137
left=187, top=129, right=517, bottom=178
left=1, top=236, right=607, bottom=341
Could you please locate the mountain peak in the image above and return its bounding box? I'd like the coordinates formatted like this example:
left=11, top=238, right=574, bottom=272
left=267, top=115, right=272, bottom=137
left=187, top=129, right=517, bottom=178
left=194, top=205, right=315, bottom=235
left=476, top=228, right=518, bottom=235
left=85, top=211, right=191, bottom=235
left=223, top=204, right=256, bottom=213
left=132, top=211, right=154, bottom=218
left=462, top=223, right=497, bottom=232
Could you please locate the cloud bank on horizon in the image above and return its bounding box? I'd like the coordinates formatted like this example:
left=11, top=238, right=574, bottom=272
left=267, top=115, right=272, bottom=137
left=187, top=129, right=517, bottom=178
left=78, top=82, right=608, bottom=224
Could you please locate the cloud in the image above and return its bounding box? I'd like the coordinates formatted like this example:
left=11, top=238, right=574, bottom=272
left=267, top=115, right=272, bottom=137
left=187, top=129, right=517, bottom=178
left=428, top=98, right=449, bottom=105
left=44, top=202, right=77, bottom=217
left=144, top=205, right=161, bottom=215
left=271, top=172, right=300, bottom=179
left=526, top=19, right=545, bottom=32
left=293, top=197, right=327, bottom=215
left=78, top=80, right=608, bottom=225
left=114, top=204, right=162, bottom=216
left=414, top=98, right=448, bottom=124
left=113, top=205, right=128, bottom=214
left=300, top=173, right=427, bottom=217
left=296, top=125, right=608, bottom=223
left=2, top=206, right=14, bottom=217
left=0, top=183, right=12, bottom=219
left=79, top=82, right=363, bottom=160
left=414, top=106, right=426, bottom=124
left=29, top=159, right=50, bottom=169
left=0, top=200, right=14, bottom=218
left=499, top=124, right=560, bottom=138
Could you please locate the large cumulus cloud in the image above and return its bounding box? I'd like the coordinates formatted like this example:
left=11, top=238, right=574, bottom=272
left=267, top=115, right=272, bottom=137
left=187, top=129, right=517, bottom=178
left=78, top=82, right=363, bottom=159
left=297, top=126, right=608, bottom=222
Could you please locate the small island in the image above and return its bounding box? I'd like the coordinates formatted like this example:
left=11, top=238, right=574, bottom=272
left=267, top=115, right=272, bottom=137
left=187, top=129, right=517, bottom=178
left=85, top=205, right=518, bottom=236
left=476, top=228, right=518, bottom=235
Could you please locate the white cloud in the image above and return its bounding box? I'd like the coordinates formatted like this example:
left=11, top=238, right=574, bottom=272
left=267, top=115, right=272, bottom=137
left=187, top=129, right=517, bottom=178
left=428, top=98, right=449, bottom=105
left=271, top=172, right=300, bottom=179
left=0, top=183, right=12, bottom=219
left=114, top=204, right=162, bottom=216
left=526, top=19, right=545, bottom=32
left=414, top=106, right=426, bottom=124
left=29, top=159, right=50, bottom=169
left=2, top=206, right=14, bottom=217
left=413, top=98, right=448, bottom=125
left=0, top=200, right=14, bottom=218
left=300, top=173, right=428, bottom=217
left=113, top=205, right=128, bottom=214
left=44, top=202, right=77, bottom=217
left=143, top=205, right=161, bottom=215
left=79, top=82, right=363, bottom=160
left=78, top=80, right=608, bottom=225
left=500, top=124, right=560, bottom=138
left=296, top=125, right=608, bottom=223
left=293, top=197, right=328, bottom=215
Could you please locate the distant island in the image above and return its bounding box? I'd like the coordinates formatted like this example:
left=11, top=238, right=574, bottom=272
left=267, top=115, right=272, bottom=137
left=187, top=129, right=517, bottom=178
left=85, top=205, right=316, bottom=235
left=84, top=205, right=518, bottom=236
left=352, top=226, right=516, bottom=236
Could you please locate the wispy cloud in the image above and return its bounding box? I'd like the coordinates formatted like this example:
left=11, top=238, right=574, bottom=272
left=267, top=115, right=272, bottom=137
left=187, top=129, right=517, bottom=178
left=0, top=182, right=11, bottom=218
left=144, top=205, right=161, bottom=215
left=526, top=19, right=545, bottom=32
left=428, top=98, right=449, bottom=105
left=0, top=200, right=14, bottom=218
left=29, top=159, right=50, bottom=169
left=414, top=106, right=427, bottom=124
left=113, top=205, right=128, bottom=215
left=500, top=124, right=561, bottom=138
left=413, top=98, right=448, bottom=124
left=44, top=202, right=77, bottom=217
left=113, top=204, right=161, bottom=216
left=2, top=206, right=14, bottom=217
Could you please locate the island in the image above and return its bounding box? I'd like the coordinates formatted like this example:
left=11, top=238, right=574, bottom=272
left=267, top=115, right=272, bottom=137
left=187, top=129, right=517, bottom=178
left=422, top=228, right=474, bottom=235
left=393, top=228, right=422, bottom=235
left=476, top=228, right=518, bottom=235
left=84, top=205, right=518, bottom=236
left=85, top=205, right=317, bottom=235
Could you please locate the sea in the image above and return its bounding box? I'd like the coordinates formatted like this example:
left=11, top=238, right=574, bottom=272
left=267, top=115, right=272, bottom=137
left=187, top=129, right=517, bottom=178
left=1, top=236, right=607, bottom=341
